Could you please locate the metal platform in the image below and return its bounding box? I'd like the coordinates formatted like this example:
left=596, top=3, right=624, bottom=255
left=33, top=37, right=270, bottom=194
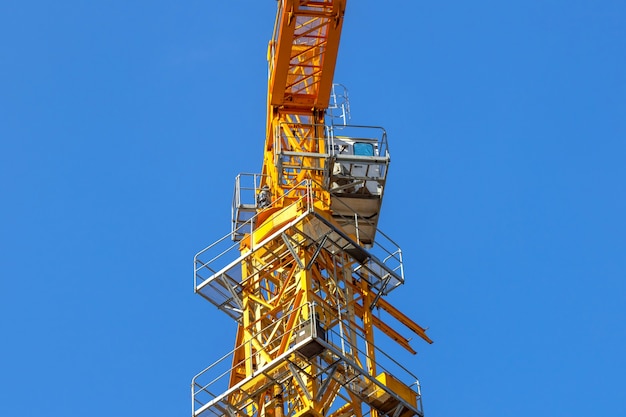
left=192, top=303, right=423, bottom=417
left=230, top=124, right=390, bottom=244
left=195, top=181, right=404, bottom=322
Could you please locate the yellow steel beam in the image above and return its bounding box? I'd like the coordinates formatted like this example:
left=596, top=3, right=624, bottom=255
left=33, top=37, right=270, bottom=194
left=269, top=0, right=346, bottom=109
left=376, top=297, right=434, bottom=344
left=353, top=302, right=417, bottom=355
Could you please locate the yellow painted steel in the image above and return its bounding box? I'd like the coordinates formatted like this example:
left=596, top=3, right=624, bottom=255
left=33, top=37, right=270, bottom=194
left=268, top=0, right=345, bottom=109
left=262, top=0, right=346, bottom=206
left=201, top=2, right=433, bottom=417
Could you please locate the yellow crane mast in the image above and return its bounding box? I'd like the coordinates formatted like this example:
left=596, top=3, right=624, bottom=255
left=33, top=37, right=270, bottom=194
left=192, top=2, right=433, bottom=417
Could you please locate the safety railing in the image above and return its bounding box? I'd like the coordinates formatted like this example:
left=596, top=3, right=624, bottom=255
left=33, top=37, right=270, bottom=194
left=328, top=124, right=389, bottom=161
left=274, top=122, right=328, bottom=184
left=327, top=124, right=389, bottom=199
left=274, top=123, right=389, bottom=164
left=273, top=122, right=390, bottom=191
left=191, top=303, right=324, bottom=417
left=191, top=302, right=423, bottom=417
left=195, top=180, right=316, bottom=318
left=231, top=173, right=267, bottom=241
left=195, top=179, right=405, bottom=319
left=315, top=301, right=424, bottom=416
left=327, top=192, right=404, bottom=292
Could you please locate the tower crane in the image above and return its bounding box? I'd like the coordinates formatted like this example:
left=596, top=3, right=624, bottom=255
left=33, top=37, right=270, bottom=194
left=192, top=2, right=433, bottom=417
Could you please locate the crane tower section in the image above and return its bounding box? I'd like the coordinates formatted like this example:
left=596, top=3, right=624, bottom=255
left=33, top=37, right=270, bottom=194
left=192, top=3, right=433, bottom=417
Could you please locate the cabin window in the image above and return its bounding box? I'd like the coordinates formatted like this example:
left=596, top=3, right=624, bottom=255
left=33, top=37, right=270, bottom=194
left=353, top=142, right=374, bottom=156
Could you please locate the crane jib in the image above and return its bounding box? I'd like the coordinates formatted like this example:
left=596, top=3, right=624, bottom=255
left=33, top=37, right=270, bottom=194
left=268, top=0, right=346, bottom=110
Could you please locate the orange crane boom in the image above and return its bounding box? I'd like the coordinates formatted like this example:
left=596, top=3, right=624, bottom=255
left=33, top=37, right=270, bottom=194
left=268, top=0, right=345, bottom=109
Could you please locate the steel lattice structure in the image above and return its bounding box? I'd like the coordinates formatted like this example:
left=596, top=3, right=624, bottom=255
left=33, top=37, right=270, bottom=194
left=192, top=3, right=432, bottom=417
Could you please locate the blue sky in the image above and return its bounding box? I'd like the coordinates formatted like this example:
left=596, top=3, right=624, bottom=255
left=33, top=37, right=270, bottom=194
left=1, top=1, right=625, bottom=416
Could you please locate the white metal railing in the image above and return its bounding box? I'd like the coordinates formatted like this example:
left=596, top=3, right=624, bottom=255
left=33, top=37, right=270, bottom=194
left=191, top=302, right=423, bottom=417
left=195, top=180, right=406, bottom=317
left=274, top=122, right=389, bottom=164
left=195, top=180, right=316, bottom=317
left=231, top=173, right=267, bottom=241
left=198, top=187, right=405, bottom=305
left=273, top=122, right=390, bottom=198
left=191, top=303, right=322, bottom=417
left=328, top=124, right=389, bottom=161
